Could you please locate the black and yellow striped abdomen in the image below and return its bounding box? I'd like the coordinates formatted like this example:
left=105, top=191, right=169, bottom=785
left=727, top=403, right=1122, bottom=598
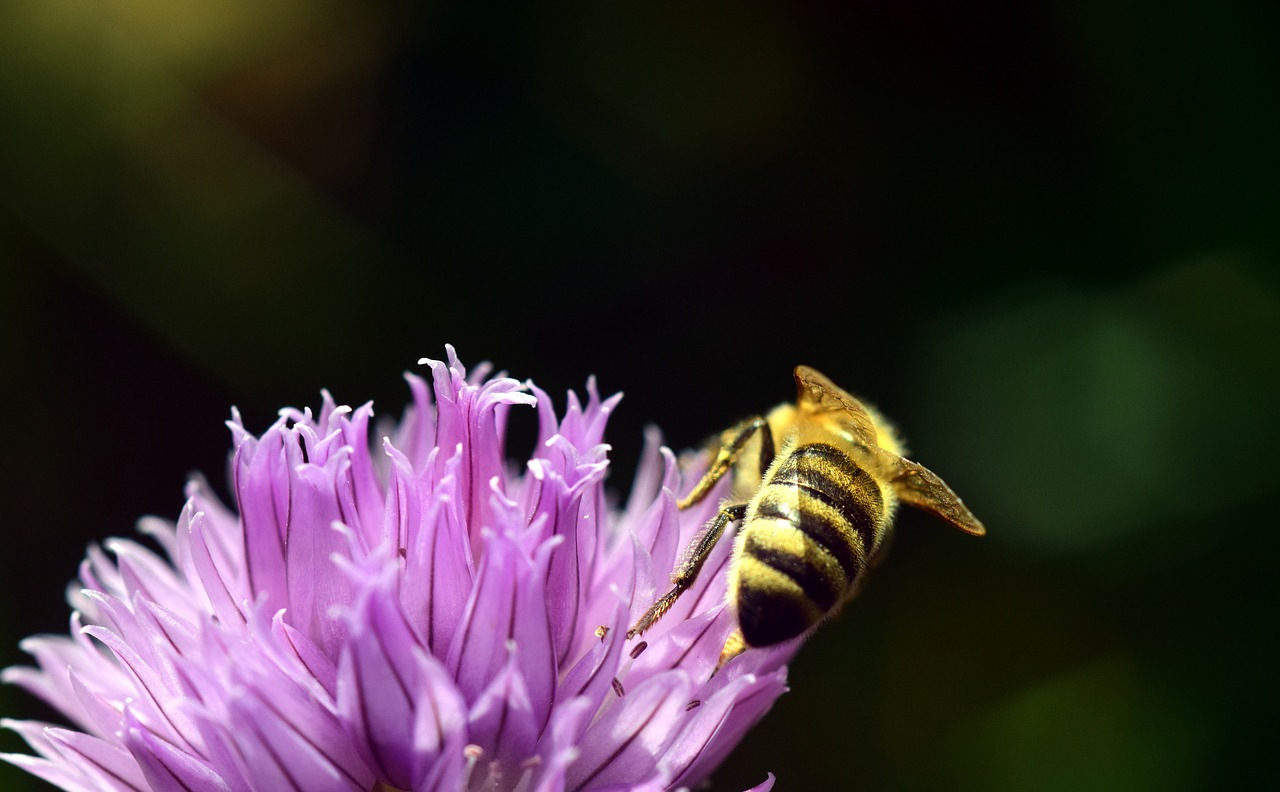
left=730, top=442, right=888, bottom=647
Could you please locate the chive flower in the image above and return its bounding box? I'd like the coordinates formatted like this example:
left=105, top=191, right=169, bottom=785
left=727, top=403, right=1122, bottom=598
left=3, top=349, right=792, bottom=791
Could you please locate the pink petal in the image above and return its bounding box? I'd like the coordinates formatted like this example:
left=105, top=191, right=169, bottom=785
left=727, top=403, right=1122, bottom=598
left=1, top=750, right=101, bottom=792
left=403, top=445, right=474, bottom=656
left=528, top=696, right=593, bottom=792
left=181, top=505, right=248, bottom=627
left=665, top=668, right=789, bottom=790
left=659, top=672, right=776, bottom=785
left=409, top=648, right=468, bottom=789
left=336, top=566, right=425, bottom=788
left=390, top=371, right=437, bottom=473
left=284, top=457, right=354, bottom=658
left=555, top=600, right=629, bottom=720
left=233, top=426, right=289, bottom=614
left=224, top=693, right=368, bottom=792
left=466, top=650, right=540, bottom=767
left=124, top=709, right=230, bottom=792
left=446, top=529, right=552, bottom=714
left=565, top=671, right=695, bottom=791
left=44, top=726, right=149, bottom=792
left=81, top=625, right=201, bottom=754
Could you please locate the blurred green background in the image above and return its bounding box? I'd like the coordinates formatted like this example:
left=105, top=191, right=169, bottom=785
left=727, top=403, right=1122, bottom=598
left=2, top=1, right=1277, bottom=790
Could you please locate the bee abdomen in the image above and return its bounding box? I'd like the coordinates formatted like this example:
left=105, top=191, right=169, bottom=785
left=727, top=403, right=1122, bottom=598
left=732, top=443, right=888, bottom=648
left=764, top=443, right=885, bottom=574
left=740, top=529, right=846, bottom=612
left=734, top=494, right=860, bottom=647
left=733, top=553, right=826, bottom=646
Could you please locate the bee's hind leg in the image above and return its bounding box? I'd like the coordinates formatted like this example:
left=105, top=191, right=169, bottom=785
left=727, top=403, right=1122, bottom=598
left=624, top=414, right=772, bottom=640
left=627, top=502, right=749, bottom=639
left=713, top=629, right=749, bottom=675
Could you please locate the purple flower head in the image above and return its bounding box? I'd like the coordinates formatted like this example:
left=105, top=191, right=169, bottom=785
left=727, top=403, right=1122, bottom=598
left=4, top=348, right=792, bottom=792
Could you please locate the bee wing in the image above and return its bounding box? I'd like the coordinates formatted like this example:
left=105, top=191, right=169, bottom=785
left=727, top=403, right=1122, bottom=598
left=795, top=366, right=986, bottom=536
left=793, top=365, right=879, bottom=446
left=886, top=456, right=987, bottom=536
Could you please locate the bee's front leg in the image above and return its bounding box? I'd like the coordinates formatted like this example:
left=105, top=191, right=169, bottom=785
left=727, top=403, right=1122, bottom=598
left=676, top=417, right=772, bottom=510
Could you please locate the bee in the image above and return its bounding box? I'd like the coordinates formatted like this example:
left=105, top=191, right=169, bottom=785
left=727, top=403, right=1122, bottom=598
left=627, top=366, right=985, bottom=669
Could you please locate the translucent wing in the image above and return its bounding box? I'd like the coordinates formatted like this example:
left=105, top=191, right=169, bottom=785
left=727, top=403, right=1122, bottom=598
left=793, top=365, right=878, bottom=446
left=887, top=456, right=987, bottom=536
left=795, top=365, right=986, bottom=536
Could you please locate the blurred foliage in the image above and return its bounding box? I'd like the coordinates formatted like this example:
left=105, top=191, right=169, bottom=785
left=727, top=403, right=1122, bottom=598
left=2, top=0, right=1277, bottom=790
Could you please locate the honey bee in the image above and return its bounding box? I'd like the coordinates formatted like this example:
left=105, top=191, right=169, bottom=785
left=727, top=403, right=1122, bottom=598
left=628, top=366, right=985, bottom=669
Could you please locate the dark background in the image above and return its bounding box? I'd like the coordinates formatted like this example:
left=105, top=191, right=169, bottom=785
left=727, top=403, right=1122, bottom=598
left=2, top=1, right=1277, bottom=790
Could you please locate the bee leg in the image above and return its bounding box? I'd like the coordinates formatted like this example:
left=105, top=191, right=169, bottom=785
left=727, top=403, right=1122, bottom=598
left=756, top=416, right=776, bottom=479
left=627, top=502, right=749, bottom=639
left=677, top=417, right=769, bottom=510
left=713, top=629, right=748, bottom=674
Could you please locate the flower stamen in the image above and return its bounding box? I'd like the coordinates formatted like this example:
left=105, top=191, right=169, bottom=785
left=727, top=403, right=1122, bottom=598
left=481, top=761, right=503, bottom=792
left=512, top=756, right=542, bottom=792
left=461, top=744, right=484, bottom=790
